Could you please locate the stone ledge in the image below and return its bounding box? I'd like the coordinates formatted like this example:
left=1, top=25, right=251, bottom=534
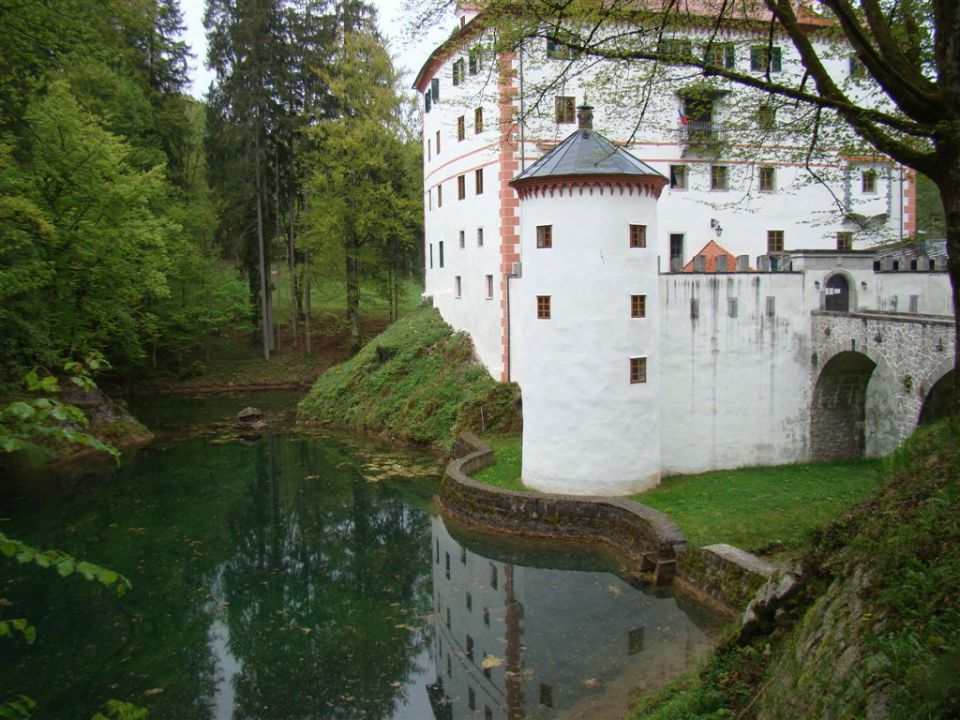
left=675, top=543, right=778, bottom=615
left=440, top=432, right=687, bottom=585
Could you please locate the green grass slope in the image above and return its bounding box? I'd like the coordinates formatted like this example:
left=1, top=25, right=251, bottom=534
left=628, top=419, right=960, bottom=720
left=297, top=307, right=521, bottom=449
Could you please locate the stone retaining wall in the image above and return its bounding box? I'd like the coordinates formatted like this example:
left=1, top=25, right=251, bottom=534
left=441, top=432, right=687, bottom=584
left=676, top=544, right=778, bottom=615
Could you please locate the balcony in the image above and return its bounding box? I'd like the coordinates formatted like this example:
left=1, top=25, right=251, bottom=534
left=680, top=121, right=726, bottom=147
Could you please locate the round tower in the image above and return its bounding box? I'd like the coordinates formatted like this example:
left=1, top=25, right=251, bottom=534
left=510, top=105, right=668, bottom=495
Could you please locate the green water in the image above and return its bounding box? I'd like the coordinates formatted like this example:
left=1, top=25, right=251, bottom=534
left=1, top=394, right=723, bottom=720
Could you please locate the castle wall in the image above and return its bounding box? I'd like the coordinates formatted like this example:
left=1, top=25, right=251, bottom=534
left=658, top=273, right=812, bottom=474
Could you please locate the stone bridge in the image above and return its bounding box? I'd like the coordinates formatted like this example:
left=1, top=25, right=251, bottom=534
left=810, top=310, right=955, bottom=460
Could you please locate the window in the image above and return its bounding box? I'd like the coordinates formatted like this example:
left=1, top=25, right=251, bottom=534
left=690, top=298, right=699, bottom=319
left=460, top=547, right=466, bottom=563
left=430, top=78, right=440, bottom=102
left=475, top=106, right=483, bottom=133
left=909, top=294, right=919, bottom=313
left=458, top=175, right=466, bottom=200
left=630, top=357, right=647, bottom=384
left=428, top=188, right=432, bottom=211
left=710, top=165, right=729, bottom=190
left=437, top=183, right=442, bottom=207
left=849, top=54, right=867, bottom=79
left=631, top=294, right=646, bottom=318
left=705, top=42, right=735, bottom=68
left=862, top=169, right=877, bottom=193
left=439, top=241, right=444, bottom=267
left=669, top=164, right=688, bottom=189
left=537, top=295, right=551, bottom=319
left=429, top=243, right=433, bottom=269
left=475, top=168, right=484, bottom=194
left=435, top=538, right=439, bottom=563
left=758, top=103, right=776, bottom=130
left=469, top=47, right=482, bottom=74
left=466, top=636, right=474, bottom=662
left=477, top=227, right=484, bottom=247
left=483, top=607, right=490, bottom=626
left=466, top=592, right=472, bottom=611
left=537, top=224, right=553, bottom=248
left=459, top=230, right=465, bottom=248
left=457, top=115, right=465, bottom=141
left=452, top=58, right=465, bottom=86
left=425, top=91, right=431, bottom=113
left=629, top=224, right=647, bottom=248
left=455, top=276, right=462, bottom=297
left=435, top=130, right=440, bottom=154
left=485, top=274, right=494, bottom=299
left=489, top=563, right=498, bottom=589
left=540, top=684, right=554, bottom=708
left=468, top=687, right=475, bottom=710
left=546, top=37, right=571, bottom=59
left=728, top=297, right=738, bottom=318
left=750, top=45, right=782, bottom=72
left=837, top=231, right=853, bottom=251
left=555, top=96, right=576, bottom=124
left=669, top=234, right=684, bottom=262
left=766, top=296, right=776, bottom=317
left=445, top=552, right=450, bottom=579
left=759, top=166, right=776, bottom=192
left=661, top=38, right=693, bottom=58
left=767, top=229, right=784, bottom=253
left=427, top=138, right=431, bottom=160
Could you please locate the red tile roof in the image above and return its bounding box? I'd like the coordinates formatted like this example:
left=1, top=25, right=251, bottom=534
left=682, top=239, right=752, bottom=272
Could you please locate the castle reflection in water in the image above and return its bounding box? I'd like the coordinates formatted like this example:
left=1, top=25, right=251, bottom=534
left=426, top=517, right=724, bottom=720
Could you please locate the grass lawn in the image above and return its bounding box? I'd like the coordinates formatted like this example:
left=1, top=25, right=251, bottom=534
left=634, top=460, right=884, bottom=553
left=469, top=432, right=884, bottom=554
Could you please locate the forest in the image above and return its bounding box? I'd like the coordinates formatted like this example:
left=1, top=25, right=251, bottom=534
left=0, top=0, right=423, bottom=390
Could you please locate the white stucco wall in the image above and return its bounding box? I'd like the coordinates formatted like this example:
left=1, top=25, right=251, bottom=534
left=516, top=188, right=663, bottom=494
left=658, top=273, right=812, bottom=474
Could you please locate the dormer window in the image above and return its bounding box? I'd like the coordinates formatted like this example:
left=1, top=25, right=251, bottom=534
left=862, top=169, right=877, bottom=193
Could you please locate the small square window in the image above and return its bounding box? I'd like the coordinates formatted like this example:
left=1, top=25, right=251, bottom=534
left=477, top=227, right=484, bottom=247
left=475, top=106, right=483, bottom=133
left=629, top=224, right=647, bottom=248
left=862, top=169, right=877, bottom=193
left=459, top=230, right=465, bottom=248
left=669, top=164, right=688, bottom=189
left=555, top=96, right=576, bottom=124
left=837, top=231, right=853, bottom=251
left=759, top=166, right=776, bottom=192
left=457, top=115, right=465, bottom=141
left=631, top=294, right=646, bottom=318
left=455, top=276, right=462, bottom=297
left=537, top=224, right=553, bottom=248
left=711, top=165, right=728, bottom=191
left=457, top=175, right=466, bottom=200
left=486, top=274, right=494, bottom=299
left=475, top=168, right=484, bottom=194
left=767, top=229, right=784, bottom=253
left=537, top=295, right=551, bottom=319
left=629, top=357, right=647, bottom=384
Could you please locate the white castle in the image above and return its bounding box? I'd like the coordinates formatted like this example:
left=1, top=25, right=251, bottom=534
left=415, top=3, right=955, bottom=495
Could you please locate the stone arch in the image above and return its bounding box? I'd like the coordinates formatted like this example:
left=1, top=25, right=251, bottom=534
left=820, top=271, right=858, bottom=312
left=811, top=350, right=878, bottom=459
left=918, top=365, right=956, bottom=426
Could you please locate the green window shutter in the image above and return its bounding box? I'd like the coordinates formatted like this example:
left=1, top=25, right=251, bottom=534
left=771, top=47, right=782, bottom=72
left=724, top=44, right=735, bottom=68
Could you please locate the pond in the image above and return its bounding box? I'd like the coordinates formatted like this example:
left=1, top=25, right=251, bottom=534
left=0, top=393, right=724, bottom=720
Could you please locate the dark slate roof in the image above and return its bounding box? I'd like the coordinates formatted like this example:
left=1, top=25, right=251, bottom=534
left=512, top=128, right=664, bottom=183
left=876, top=238, right=947, bottom=260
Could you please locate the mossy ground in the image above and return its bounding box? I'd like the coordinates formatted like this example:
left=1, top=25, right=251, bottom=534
left=297, top=307, right=521, bottom=450
left=626, top=419, right=960, bottom=720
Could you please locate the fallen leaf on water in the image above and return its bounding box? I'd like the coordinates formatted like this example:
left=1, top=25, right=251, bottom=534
left=481, top=655, right=504, bottom=670
left=583, top=678, right=600, bottom=688
left=144, top=688, right=164, bottom=696
left=606, top=584, right=622, bottom=596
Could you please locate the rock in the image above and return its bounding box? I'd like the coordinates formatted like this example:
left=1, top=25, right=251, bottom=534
left=237, top=407, right=262, bottom=423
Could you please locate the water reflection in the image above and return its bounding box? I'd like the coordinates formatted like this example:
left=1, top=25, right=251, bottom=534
left=428, top=518, right=723, bottom=720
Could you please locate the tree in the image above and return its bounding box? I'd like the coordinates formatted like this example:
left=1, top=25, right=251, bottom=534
left=411, top=0, right=960, bottom=407
left=300, top=30, right=420, bottom=350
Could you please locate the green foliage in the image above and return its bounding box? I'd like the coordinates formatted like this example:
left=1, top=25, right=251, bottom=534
left=90, top=700, right=149, bottom=720
left=472, top=435, right=526, bottom=491
left=0, top=696, right=36, bottom=720
left=0, top=533, right=131, bottom=597
left=298, top=308, right=521, bottom=449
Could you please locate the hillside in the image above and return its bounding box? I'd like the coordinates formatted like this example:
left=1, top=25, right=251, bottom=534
left=632, top=419, right=960, bottom=720
left=297, top=307, right=521, bottom=449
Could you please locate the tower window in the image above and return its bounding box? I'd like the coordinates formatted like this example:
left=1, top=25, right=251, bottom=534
left=537, top=224, right=553, bottom=248
left=537, top=295, right=551, bottom=319
left=477, top=227, right=484, bottom=247
left=631, top=294, right=646, bottom=318
left=437, top=184, right=442, bottom=207
left=457, top=115, right=465, bottom=141
left=455, top=276, right=462, bottom=298
left=767, top=229, right=784, bottom=253
left=629, top=224, right=647, bottom=248
left=630, top=357, right=647, bottom=384
left=475, top=168, right=484, bottom=194
left=475, top=106, right=483, bottom=133
left=486, top=274, right=494, bottom=299
left=439, top=241, right=444, bottom=267
left=459, top=230, right=465, bottom=248
left=435, top=130, right=440, bottom=154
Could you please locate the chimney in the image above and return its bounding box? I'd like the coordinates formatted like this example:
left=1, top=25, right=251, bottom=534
left=577, top=103, right=594, bottom=131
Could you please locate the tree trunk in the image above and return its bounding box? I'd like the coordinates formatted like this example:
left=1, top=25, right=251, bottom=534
left=304, top=249, right=312, bottom=357
left=288, top=150, right=299, bottom=349
left=255, top=130, right=271, bottom=361
left=346, top=236, right=361, bottom=352
left=938, top=159, right=960, bottom=413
